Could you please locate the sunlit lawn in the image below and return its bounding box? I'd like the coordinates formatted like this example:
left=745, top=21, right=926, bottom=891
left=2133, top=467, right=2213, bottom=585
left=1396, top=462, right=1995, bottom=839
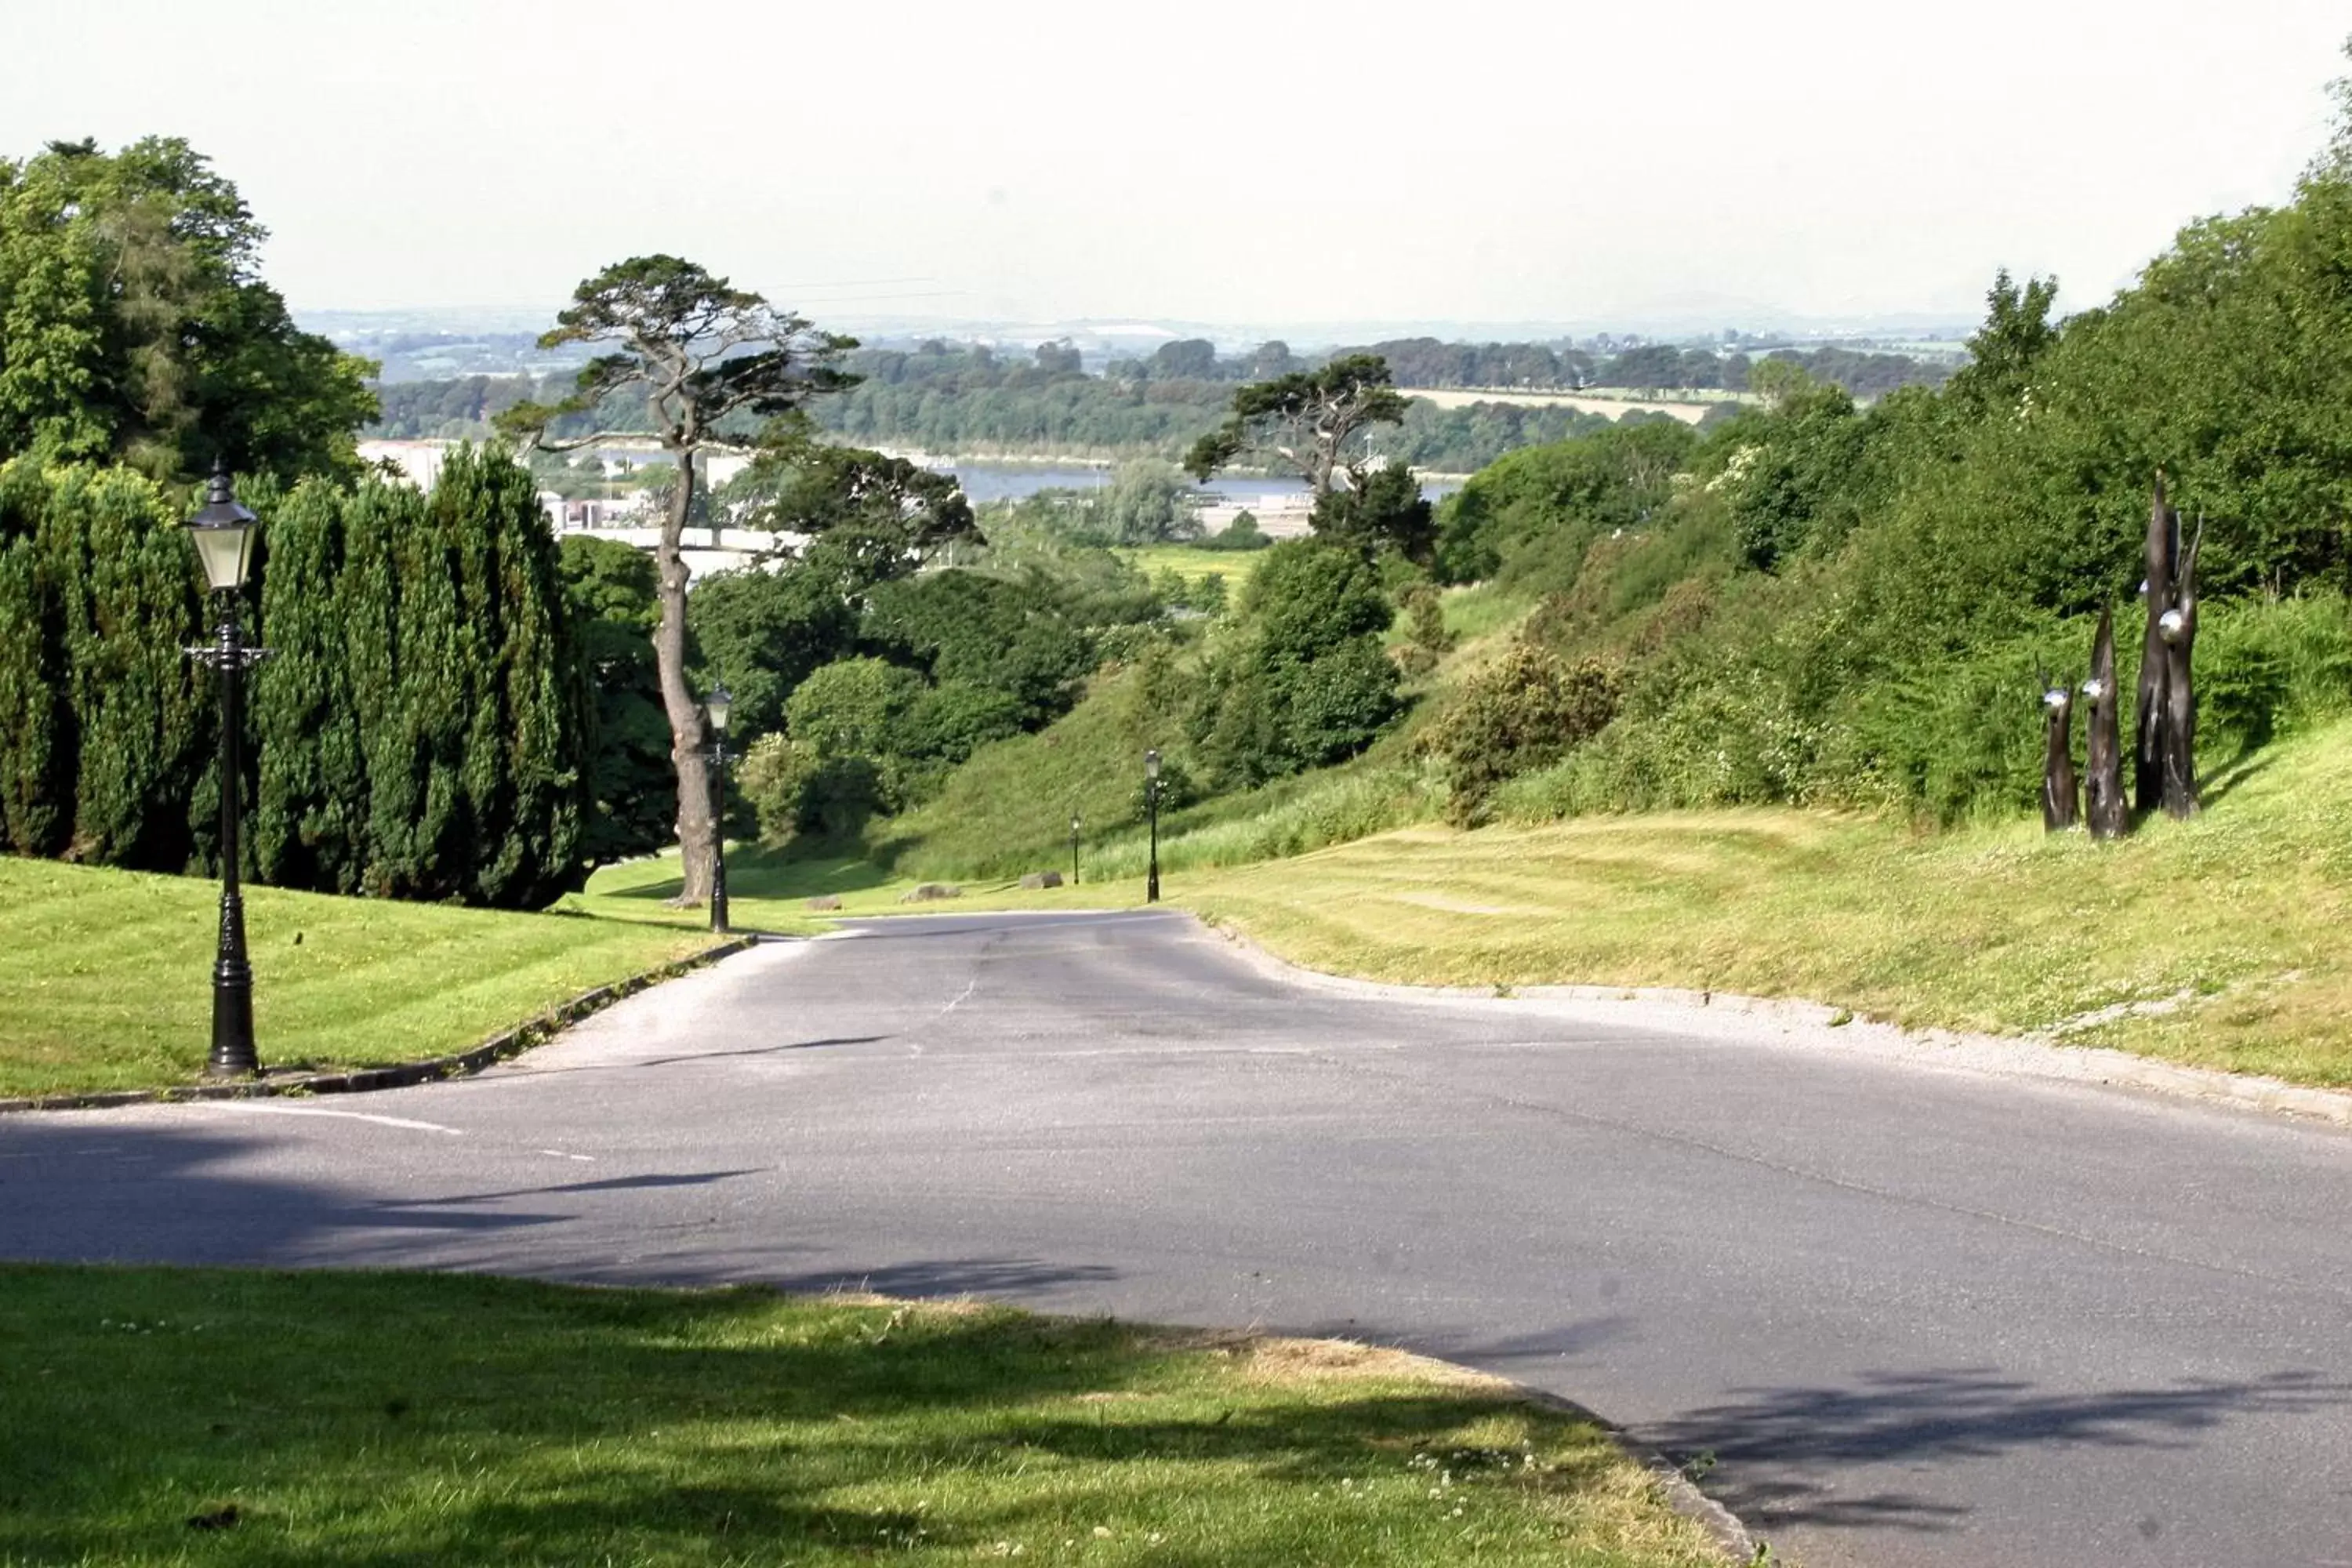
left=0, top=858, right=717, bottom=1098
left=0, top=1266, right=1721, bottom=1568
left=1184, top=720, right=2352, bottom=1088
left=563, top=846, right=1142, bottom=935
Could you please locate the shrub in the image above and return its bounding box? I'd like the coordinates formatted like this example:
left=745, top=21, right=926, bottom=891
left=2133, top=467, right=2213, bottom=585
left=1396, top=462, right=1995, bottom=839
left=1394, top=583, right=1455, bottom=677
left=1425, top=641, right=1621, bottom=824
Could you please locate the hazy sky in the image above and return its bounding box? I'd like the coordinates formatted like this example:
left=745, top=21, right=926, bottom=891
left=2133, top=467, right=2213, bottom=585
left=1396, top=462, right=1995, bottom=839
left=4, top=1, right=2345, bottom=329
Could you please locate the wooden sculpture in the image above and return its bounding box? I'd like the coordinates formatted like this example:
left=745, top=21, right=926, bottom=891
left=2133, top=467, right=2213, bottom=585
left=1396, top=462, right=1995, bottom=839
left=2040, top=667, right=2078, bottom=832
left=2083, top=604, right=2126, bottom=840
left=2131, top=474, right=2203, bottom=822
left=2133, top=475, right=2176, bottom=814
left=2159, top=514, right=2203, bottom=818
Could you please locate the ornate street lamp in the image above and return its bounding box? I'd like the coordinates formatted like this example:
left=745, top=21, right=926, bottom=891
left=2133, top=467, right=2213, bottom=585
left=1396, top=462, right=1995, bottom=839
left=1069, top=811, right=1082, bottom=887
left=705, top=684, right=732, bottom=934
left=183, top=464, right=270, bottom=1078
left=1144, top=749, right=1161, bottom=905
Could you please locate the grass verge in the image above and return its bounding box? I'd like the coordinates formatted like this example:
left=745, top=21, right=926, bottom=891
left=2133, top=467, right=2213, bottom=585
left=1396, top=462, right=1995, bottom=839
left=0, top=1265, right=1722, bottom=1568
left=564, top=848, right=1131, bottom=931
left=1182, top=719, right=2352, bottom=1088
left=0, top=858, right=717, bottom=1098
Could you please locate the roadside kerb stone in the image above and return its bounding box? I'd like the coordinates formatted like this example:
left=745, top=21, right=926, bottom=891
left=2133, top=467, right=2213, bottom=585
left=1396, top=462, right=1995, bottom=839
left=0, top=934, right=761, bottom=1115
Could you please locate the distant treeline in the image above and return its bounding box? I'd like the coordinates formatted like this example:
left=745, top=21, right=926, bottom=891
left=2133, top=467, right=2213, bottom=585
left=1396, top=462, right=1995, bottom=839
left=365, top=338, right=1943, bottom=471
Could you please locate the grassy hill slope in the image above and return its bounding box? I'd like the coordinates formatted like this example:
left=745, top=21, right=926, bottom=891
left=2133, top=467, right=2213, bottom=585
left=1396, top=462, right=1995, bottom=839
left=1184, top=717, right=2352, bottom=1087
left=0, top=859, right=716, bottom=1097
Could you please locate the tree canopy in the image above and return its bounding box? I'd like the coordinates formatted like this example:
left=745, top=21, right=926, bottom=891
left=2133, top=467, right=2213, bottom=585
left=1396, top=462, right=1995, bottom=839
left=0, top=137, right=376, bottom=480
left=1185, top=354, right=1410, bottom=497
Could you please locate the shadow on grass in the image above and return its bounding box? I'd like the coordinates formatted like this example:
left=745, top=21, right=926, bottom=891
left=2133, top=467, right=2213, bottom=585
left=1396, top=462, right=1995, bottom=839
left=1642, top=1366, right=2352, bottom=1533
left=0, top=1261, right=1640, bottom=1566
left=2197, top=750, right=2278, bottom=810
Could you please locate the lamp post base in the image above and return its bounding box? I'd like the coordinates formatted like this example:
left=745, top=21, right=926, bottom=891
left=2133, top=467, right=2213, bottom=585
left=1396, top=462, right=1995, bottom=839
left=205, top=887, right=260, bottom=1078
left=207, top=974, right=259, bottom=1078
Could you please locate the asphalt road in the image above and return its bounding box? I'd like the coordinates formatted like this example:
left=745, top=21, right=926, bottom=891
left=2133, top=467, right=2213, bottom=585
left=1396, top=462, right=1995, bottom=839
left=5, top=909, right=2351, bottom=1568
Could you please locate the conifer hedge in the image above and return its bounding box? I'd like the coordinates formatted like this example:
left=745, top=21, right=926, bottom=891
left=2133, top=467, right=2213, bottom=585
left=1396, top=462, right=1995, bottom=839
left=0, top=446, right=590, bottom=908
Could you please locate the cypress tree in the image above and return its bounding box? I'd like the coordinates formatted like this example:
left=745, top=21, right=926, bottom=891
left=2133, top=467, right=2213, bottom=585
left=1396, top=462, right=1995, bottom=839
left=336, top=477, right=405, bottom=896
left=430, top=445, right=506, bottom=902
left=474, top=446, right=586, bottom=906
left=254, top=477, right=367, bottom=891
left=0, top=513, right=64, bottom=855
left=46, top=466, right=208, bottom=869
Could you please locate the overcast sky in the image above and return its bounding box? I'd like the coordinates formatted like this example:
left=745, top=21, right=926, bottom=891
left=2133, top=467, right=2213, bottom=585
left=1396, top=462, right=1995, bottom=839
left=4, top=1, right=2345, bottom=330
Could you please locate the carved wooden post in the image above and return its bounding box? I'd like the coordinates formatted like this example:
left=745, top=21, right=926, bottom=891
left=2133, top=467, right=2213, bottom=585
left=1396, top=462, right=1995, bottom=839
left=2159, top=516, right=2203, bottom=818
left=2084, top=604, right=2127, bottom=840
left=2040, top=668, right=2078, bottom=832
left=2133, top=474, right=2177, bottom=815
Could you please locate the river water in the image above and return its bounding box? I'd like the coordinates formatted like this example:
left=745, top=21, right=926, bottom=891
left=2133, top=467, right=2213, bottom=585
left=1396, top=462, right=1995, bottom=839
left=945, top=463, right=1460, bottom=506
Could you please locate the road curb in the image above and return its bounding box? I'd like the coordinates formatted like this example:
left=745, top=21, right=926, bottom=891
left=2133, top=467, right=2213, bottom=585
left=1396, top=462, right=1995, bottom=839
left=1200, top=916, right=2352, bottom=1131
left=1508, top=1386, right=1761, bottom=1565
left=0, top=935, right=761, bottom=1115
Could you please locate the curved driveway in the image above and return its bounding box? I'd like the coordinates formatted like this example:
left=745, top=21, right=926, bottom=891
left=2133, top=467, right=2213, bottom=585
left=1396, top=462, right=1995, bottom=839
left=5, top=909, right=2352, bottom=1568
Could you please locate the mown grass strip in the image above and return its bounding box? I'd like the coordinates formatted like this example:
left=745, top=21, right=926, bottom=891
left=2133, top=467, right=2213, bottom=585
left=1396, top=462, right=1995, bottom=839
left=0, top=858, right=718, bottom=1098
left=0, top=1265, right=1724, bottom=1568
left=1185, top=720, right=2352, bottom=1087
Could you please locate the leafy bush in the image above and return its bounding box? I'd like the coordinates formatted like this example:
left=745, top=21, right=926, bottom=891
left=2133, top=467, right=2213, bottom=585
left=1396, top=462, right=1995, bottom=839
left=1424, top=642, right=1621, bottom=824
left=1192, top=541, right=1399, bottom=788
left=1394, top=583, right=1456, bottom=677
left=1196, top=510, right=1272, bottom=550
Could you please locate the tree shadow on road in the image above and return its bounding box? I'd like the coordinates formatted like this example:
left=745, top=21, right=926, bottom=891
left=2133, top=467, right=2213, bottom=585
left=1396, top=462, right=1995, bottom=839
left=1643, top=1364, right=2352, bottom=1532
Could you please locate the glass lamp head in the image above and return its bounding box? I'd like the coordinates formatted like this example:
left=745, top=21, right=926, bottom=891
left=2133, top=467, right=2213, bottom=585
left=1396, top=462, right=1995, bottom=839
left=185, top=463, right=258, bottom=593
left=706, top=684, right=733, bottom=733
left=1145, top=748, right=1160, bottom=781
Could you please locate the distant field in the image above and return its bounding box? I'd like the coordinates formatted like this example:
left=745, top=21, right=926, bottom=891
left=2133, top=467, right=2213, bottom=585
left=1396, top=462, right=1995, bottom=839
left=1120, top=543, right=1270, bottom=583
left=0, top=858, right=715, bottom=1097
left=1405, top=388, right=1737, bottom=424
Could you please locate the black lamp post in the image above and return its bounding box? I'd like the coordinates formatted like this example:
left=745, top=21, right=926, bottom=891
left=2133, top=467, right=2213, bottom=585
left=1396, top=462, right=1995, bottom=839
left=1144, top=749, right=1161, bottom=905
left=1069, top=812, right=1082, bottom=887
left=706, top=684, right=732, bottom=935
left=183, top=465, right=270, bottom=1079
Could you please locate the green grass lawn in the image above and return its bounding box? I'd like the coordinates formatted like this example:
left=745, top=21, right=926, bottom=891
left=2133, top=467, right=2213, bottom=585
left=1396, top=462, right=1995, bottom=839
left=1183, top=719, right=2352, bottom=1089
left=0, top=858, right=718, bottom=1098
left=566, top=846, right=1134, bottom=932
left=0, top=1266, right=1720, bottom=1568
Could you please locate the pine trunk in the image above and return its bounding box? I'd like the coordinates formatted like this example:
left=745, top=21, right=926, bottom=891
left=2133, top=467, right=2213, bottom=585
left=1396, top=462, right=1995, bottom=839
left=658, top=449, right=713, bottom=905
